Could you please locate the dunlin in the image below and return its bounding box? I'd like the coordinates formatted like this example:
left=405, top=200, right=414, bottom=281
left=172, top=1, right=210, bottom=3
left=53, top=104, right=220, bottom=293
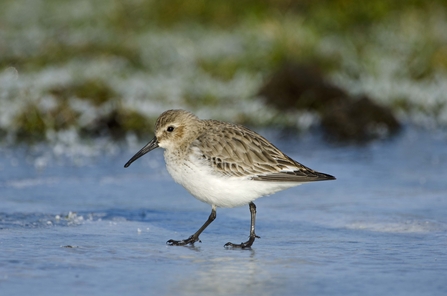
left=124, top=109, right=335, bottom=248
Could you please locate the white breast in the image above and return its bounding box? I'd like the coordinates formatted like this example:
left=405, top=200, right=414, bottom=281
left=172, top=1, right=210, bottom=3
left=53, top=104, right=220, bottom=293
left=164, top=150, right=301, bottom=208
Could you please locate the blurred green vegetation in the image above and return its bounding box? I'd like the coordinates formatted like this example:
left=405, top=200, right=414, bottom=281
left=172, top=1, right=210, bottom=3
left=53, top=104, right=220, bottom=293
left=1, top=0, right=446, bottom=142
left=0, top=41, right=141, bottom=72
left=14, top=101, right=79, bottom=141
left=109, top=0, right=445, bottom=30
left=105, top=0, right=447, bottom=76
left=48, top=79, right=116, bottom=107
left=3, top=0, right=445, bottom=72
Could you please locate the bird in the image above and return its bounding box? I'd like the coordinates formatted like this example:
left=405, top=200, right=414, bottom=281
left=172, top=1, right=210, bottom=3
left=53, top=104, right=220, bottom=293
left=124, top=109, right=335, bottom=248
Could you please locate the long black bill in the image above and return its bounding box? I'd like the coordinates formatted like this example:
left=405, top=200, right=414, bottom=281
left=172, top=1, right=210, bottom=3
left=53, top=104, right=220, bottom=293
left=124, top=137, right=159, bottom=168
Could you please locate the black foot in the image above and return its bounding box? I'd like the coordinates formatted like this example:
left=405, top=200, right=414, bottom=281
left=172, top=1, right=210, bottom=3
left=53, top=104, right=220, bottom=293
left=224, top=235, right=259, bottom=249
left=166, top=235, right=200, bottom=246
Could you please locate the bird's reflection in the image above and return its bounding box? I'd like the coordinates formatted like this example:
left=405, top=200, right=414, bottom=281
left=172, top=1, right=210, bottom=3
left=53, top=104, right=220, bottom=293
left=169, top=248, right=285, bottom=295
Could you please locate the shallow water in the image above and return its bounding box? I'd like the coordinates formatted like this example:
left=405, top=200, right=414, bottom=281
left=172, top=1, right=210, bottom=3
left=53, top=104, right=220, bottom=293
left=1, top=127, right=446, bottom=296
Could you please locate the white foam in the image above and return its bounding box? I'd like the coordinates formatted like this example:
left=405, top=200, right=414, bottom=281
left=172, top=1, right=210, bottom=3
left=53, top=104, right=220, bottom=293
left=345, top=219, right=443, bottom=233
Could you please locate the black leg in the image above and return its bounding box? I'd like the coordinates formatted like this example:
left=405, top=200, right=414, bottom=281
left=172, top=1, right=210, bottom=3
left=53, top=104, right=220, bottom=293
left=224, top=202, right=260, bottom=249
left=167, top=206, right=216, bottom=246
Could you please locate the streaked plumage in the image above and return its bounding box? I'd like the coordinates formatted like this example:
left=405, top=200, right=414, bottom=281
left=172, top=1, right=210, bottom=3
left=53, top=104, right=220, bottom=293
left=125, top=109, right=335, bottom=248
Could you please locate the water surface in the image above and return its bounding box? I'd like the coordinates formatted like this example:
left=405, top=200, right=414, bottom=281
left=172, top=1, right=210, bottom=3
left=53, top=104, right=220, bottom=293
left=1, top=127, right=446, bottom=295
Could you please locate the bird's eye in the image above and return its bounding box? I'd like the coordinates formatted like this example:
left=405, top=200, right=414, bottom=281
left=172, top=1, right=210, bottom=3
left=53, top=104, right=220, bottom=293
left=167, top=126, right=175, bottom=132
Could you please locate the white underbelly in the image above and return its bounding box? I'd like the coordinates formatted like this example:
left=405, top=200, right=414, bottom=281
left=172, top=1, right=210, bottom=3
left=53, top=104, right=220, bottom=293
left=165, top=154, right=300, bottom=208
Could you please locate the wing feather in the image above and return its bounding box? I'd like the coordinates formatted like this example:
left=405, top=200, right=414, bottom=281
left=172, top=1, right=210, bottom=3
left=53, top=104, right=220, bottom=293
left=193, top=120, right=335, bottom=182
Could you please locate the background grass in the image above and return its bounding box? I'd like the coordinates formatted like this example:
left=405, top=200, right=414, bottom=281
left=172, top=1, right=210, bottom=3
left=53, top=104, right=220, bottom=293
left=1, top=0, right=446, bottom=143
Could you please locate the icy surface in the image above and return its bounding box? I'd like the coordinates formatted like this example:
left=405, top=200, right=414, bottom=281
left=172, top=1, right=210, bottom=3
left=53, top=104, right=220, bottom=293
left=0, top=127, right=446, bottom=295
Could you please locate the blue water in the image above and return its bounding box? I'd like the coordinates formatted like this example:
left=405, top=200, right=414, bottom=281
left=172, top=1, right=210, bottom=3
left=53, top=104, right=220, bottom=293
left=1, top=127, right=446, bottom=296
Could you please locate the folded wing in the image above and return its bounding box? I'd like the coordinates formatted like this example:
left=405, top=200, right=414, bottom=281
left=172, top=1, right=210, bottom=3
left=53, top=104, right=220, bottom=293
left=195, top=120, right=335, bottom=182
